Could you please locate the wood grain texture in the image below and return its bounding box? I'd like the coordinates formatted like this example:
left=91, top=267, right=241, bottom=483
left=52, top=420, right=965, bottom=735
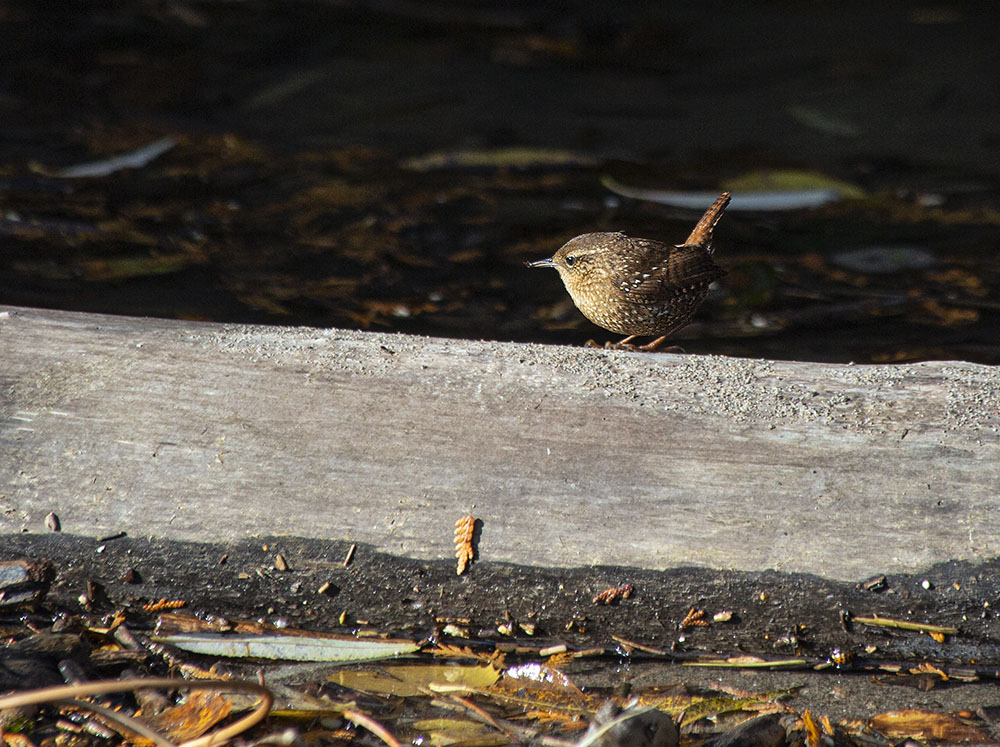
left=2, top=305, right=998, bottom=581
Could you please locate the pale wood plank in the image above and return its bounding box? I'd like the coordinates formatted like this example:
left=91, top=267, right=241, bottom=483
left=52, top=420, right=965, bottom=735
left=1, top=305, right=998, bottom=581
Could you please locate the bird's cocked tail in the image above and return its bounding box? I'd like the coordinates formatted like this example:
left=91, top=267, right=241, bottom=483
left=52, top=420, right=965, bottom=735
left=684, top=192, right=732, bottom=254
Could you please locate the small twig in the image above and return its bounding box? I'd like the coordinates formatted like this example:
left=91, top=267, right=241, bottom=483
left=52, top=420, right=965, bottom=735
left=610, top=634, right=667, bottom=655
left=431, top=694, right=573, bottom=747
left=56, top=698, right=176, bottom=747
left=683, top=658, right=809, bottom=669
left=851, top=615, right=957, bottom=635
left=0, top=678, right=272, bottom=747
left=574, top=706, right=660, bottom=747
left=343, top=709, right=401, bottom=747
left=447, top=694, right=525, bottom=744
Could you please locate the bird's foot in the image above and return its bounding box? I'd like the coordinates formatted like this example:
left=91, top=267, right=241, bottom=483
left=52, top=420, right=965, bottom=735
left=586, top=336, right=640, bottom=350
left=638, top=335, right=685, bottom=353
left=639, top=343, right=685, bottom=354
left=601, top=334, right=639, bottom=351
left=588, top=335, right=686, bottom=353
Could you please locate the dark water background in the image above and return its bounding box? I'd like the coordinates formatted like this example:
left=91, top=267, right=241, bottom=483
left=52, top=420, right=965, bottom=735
left=2, top=1, right=999, bottom=363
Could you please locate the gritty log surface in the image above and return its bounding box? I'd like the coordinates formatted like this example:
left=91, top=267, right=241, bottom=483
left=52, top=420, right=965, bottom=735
left=1, top=305, right=998, bottom=582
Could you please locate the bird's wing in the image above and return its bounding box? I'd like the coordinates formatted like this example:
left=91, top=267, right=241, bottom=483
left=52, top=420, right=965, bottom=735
left=616, top=239, right=725, bottom=301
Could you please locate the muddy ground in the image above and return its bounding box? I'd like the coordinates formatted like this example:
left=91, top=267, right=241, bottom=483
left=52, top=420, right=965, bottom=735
left=6, top=532, right=1000, bottom=723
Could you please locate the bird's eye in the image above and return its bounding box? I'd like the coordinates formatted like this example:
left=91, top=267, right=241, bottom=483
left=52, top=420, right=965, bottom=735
left=565, top=255, right=577, bottom=267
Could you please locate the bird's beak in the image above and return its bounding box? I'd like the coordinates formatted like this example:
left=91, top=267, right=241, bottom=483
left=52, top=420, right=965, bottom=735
left=526, top=258, right=556, bottom=269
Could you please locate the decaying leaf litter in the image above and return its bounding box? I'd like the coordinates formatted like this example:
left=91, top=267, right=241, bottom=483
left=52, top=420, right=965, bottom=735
left=5, top=129, right=998, bottom=365
left=6, top=534, right=1000, bottom=744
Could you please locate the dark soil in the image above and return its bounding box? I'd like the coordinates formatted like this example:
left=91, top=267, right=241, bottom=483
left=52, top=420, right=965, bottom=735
left=6, top=532, right=1000, bottom=722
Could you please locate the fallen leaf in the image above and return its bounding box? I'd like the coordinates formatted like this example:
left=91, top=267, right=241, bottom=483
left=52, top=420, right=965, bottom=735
left=870, top=709, right=992, bottom=743
left=331, top=663, right=500, bottom=697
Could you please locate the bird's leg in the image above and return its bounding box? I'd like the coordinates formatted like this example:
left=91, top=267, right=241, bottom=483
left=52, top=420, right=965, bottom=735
left=637, top=318, right=692, bottom=352
left=596, top=333, right=686, bottom=352
left=602, top=335, right=639, bottom=350
left=639, top=335, right=685, bottom=353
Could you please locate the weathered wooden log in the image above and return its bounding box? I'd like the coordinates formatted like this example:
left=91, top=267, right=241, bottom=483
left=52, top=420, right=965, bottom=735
left=1, top=305, right=998, bottom=581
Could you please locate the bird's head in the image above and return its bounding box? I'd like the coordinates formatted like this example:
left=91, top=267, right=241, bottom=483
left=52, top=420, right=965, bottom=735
left=526, top=233, right=623, bottom=286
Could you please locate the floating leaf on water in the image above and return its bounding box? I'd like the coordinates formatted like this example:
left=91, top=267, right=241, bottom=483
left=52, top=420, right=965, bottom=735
left=500, top=662, right=586, bottom=704
left=908, top=7, right=965, bottom=23
left=927, top=267, right=988, bottom=295
left=155, top=632, right=419, bottom=662
left=831, top=246, right=936, bottom=274
left=291, top=180, right=385, bottom=210
left=601, top=173, right=862, bottom=211
left=244, top=68, right=331, bottom=110
left=411, top=717, right=505, bottom=745
left=82, top=254, right=195, bottom=281
left=723, top=169, right=866, bottom=199
left=787, top=105, right=861, bottom=137
left=677, top=687, right=799, bottom=727
left=683, top=656, right=807, bottom=668
left=920, top=300, right=979, bottom=326
left=330, top=663, right=500, bottom=697
left=138, top=689, right=232, bottom=746
left=53, top=137, right=177, bottom=178
left=870, top=709, right=992, bottom=743
left=402, top=147, right=599, bottom=171
left=801, top=709, right=822, bottom=745
left=486, top=664, right=595, bottom=714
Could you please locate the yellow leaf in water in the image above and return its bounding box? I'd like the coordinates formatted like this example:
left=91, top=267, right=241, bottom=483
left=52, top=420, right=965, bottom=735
left=132, top=690, right=231, bottom=746
left=786, top=105, right=861, bottom=137
left=723, top=170, right=866, bottom=199
left=870, top=709, right=992, bottom=743
left=82, top=254, right=193, bottom=281
left=330, top=663, right=500, bottom=697
left=402, top=147, right=598, bottom=171
left=411, top=718, right=508, bottom=746
left=920, top=300, right=979, bottom=326
left=802, top=709, right=821, bottom=747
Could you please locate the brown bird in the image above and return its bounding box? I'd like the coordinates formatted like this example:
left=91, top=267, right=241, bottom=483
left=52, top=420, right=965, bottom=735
left=527, top=192, right=730, bottom=350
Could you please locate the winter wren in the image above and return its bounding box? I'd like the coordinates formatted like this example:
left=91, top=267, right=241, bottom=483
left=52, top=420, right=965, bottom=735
left=528, top=192, right=730, bottom=350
